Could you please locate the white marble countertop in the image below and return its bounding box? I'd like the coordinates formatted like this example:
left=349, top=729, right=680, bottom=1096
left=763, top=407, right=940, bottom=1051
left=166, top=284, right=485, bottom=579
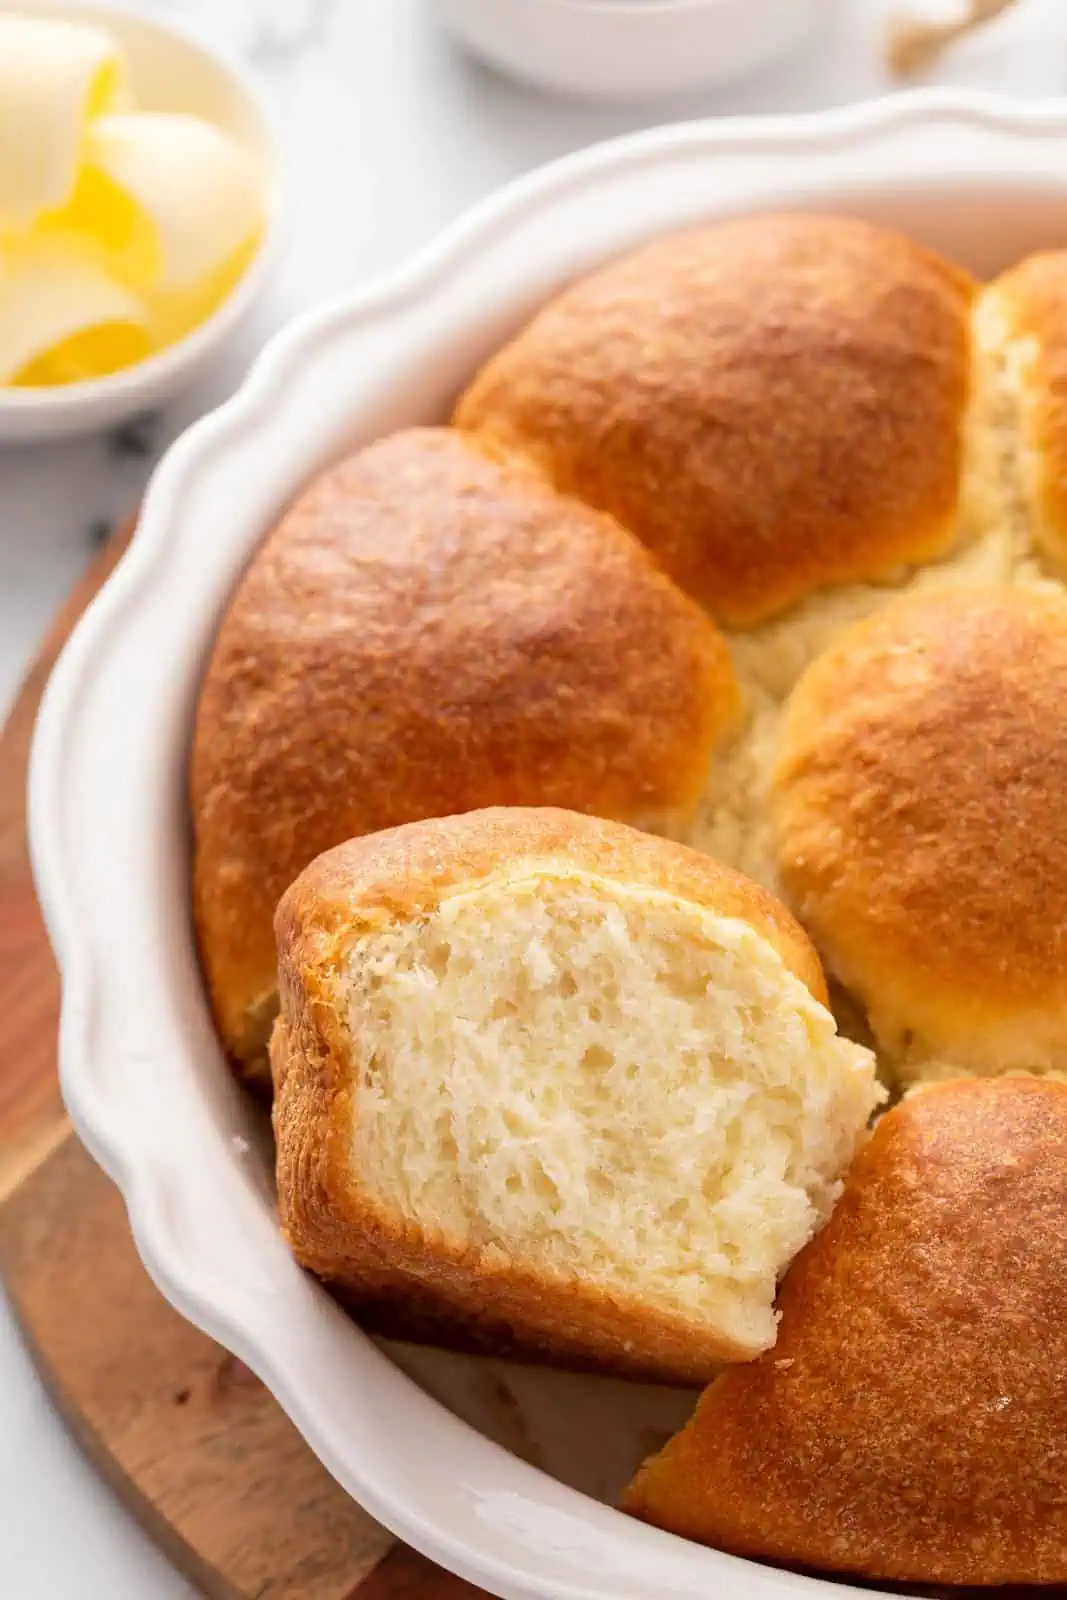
left=3, top=0, right=1067, bottom=1592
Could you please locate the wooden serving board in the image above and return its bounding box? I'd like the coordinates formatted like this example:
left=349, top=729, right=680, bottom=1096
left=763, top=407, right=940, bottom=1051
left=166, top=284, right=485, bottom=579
left=0, top=522, right=484, bottom=1600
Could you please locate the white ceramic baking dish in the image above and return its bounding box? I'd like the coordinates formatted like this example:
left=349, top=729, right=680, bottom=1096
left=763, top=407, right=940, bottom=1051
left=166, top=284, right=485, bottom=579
left=28, top=91, right=1067, bottom=1600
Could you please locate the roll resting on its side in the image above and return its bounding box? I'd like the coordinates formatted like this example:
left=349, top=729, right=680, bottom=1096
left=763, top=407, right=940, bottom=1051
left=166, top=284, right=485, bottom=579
left=271, top=807, right=881, bottom=1386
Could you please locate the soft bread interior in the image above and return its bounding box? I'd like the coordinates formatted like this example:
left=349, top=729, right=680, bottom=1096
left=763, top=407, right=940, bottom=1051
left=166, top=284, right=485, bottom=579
left=342, top=869, right=879, bottom=1357
left=689, top=528, right=1020, bottom=896
left=960, top=286, right=1067, bottom=590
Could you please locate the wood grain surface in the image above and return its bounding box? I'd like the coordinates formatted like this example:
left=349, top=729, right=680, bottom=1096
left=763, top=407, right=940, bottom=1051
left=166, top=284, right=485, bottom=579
left=0, top=523, right=486, bottom=1600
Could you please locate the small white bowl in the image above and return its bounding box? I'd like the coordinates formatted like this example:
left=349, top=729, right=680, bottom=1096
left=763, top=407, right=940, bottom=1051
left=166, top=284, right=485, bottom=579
left=0, top=0, right=282, bottom=442
left=29, top=92, right=1067, bottom=1600
left=437, top=0, right=820, bottom=101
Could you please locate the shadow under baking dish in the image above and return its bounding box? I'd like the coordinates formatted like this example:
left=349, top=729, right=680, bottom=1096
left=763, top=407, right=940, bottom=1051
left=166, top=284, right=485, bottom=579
left=36, top=108, right=1067, bottom=1600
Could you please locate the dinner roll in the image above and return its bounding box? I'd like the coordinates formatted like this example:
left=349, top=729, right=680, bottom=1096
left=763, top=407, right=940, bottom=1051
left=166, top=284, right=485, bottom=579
left=773, top=586, right=1067, bottom=1083
left=456, top=213, right=976, bottom=624
left=625, top=1077, right=1067, bottom=1586
left=965, top=250, right=1067, bottom=576
left=191, top=428, right=736, bottom=1086
left=271, top=808, right=880, bottom=1385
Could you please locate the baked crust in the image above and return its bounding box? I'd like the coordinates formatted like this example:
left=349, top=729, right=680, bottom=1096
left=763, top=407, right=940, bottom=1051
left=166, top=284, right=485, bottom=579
left=456, top=213, right=976, bottom=625
left=773, top=586, right=1067, bottom=1078
left=271, top=806, right=829, bottom=1385
left=625, top=1077, right=1067, bottom=1586
left=191, top=428, right=736, bottom=1084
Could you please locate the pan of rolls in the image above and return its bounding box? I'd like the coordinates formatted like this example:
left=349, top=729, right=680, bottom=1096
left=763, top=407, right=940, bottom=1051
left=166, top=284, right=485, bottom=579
left=32, top=95, right=1067, bottom=1599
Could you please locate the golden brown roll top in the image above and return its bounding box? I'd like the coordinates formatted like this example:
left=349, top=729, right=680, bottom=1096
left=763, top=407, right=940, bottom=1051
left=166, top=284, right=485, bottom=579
left=625, top=1076, right=1067, bottom=1586
left=773, top=586, right=1067, bottom=1082
left=191, top=427, right=736, bottom=1084
left=274, top=804, right=828, bottom=1011
left=457, top=213, right=977, bottom=624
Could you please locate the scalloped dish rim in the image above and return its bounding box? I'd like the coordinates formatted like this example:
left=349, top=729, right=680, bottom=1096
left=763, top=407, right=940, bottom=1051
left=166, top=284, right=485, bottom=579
left=27, top=91, right=1067, bottom=1600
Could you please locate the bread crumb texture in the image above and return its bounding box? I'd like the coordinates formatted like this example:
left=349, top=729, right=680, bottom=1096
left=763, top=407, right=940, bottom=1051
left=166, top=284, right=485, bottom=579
left=273, top=810, right=880, bottom=1380
left=345, top=871, right=878, bottom=1353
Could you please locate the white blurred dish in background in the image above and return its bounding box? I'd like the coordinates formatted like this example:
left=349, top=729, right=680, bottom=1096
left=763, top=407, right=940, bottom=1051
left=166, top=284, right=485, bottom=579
left=436, top=0, right=821, bottom=101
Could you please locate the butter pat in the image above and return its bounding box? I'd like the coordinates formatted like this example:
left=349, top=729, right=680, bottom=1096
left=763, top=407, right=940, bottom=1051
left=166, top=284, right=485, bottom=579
left=80, top=113, right=265, bottom=292
left=0, top=234, right=148, bottom=385
left=0, top=15, right=125, bottom=227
